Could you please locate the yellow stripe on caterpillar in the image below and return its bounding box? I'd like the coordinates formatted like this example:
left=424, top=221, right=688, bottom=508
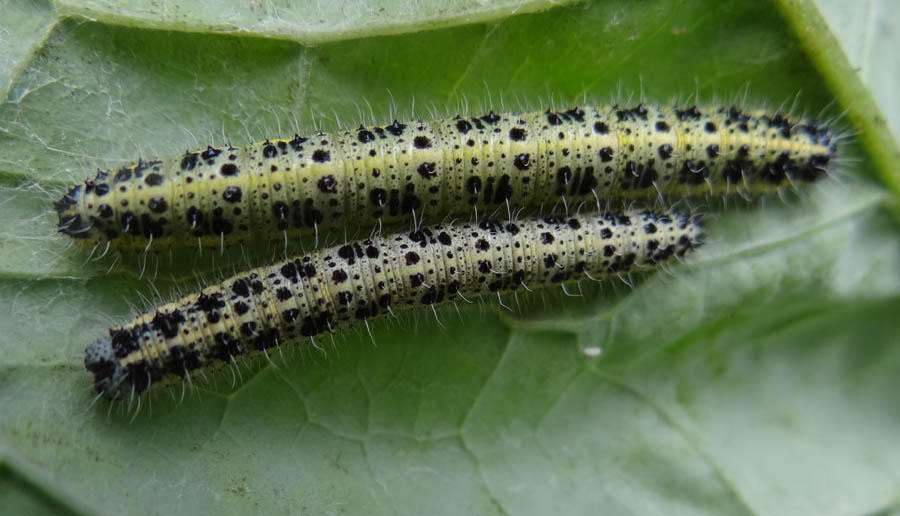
left=85, top=208, right=704, bottom=400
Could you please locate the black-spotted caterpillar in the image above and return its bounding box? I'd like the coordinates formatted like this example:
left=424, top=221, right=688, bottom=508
left=57, top=103, right=834, bottom=253
left=85, top=208, right=703, bottom=400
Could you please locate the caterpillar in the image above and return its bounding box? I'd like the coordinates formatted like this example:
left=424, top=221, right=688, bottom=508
left=57, top=103, right=834, bottom=254
left=84, top=208, right=704, bottom=400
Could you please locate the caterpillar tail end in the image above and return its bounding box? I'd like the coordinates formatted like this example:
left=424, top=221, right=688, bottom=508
left=55, top=184, right=90, bottom=239
left=667, top=211, right=705, bottom=260
left=685, top=212, right=705, bottom=249
left=85, top=337, right=128, bottom=401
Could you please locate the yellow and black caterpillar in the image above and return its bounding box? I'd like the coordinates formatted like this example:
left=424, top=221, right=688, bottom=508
left=57, top=103, right=833, bottom=253
left=85, top=208, right=704, bottom=400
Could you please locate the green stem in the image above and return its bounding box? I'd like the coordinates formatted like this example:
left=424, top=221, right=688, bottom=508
left=774, top=0, right=900, bottom=218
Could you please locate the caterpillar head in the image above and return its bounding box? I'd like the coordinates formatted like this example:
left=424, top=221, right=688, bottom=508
left=84, top=337, right=131, bottom=401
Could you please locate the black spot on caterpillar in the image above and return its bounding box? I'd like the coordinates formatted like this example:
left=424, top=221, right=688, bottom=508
left=84, top=208, right=704, bottom=400
left=56, top=103, right=831, bottom=253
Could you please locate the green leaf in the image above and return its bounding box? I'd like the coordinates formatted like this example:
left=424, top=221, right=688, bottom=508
left=1, top=0, right=899, bottom=514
